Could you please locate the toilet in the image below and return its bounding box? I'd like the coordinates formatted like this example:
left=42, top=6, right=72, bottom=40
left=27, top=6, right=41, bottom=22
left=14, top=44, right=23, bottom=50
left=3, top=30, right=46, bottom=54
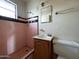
left=53, top=39, right=79, bottom=59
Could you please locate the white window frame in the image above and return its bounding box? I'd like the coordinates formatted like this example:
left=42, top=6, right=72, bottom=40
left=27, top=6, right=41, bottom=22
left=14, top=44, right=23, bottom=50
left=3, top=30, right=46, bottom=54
left=0, top=0, right=17, bottom=19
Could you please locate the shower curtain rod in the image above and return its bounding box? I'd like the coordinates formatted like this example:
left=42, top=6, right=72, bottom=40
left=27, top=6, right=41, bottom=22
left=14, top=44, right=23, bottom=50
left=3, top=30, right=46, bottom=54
left=55, top=6, right=79, bottom=15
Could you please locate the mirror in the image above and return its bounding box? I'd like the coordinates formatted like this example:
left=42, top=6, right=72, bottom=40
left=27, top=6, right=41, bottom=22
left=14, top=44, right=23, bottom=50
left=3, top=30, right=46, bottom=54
left=40, top=5, right=52, bottom=23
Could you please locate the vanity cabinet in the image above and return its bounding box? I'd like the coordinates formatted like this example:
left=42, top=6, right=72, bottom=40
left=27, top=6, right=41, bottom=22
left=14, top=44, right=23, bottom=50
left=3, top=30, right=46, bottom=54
left=33, top=36, right=57, bottom=59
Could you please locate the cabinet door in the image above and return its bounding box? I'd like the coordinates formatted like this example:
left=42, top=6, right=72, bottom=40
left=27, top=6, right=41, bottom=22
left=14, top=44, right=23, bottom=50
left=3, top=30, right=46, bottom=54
left=34, top=39, right=50, bottom=59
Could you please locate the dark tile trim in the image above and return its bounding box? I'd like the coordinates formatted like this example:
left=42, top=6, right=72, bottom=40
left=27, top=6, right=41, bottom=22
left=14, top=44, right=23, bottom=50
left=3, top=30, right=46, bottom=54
left=0, top=16, right=38, bottom=24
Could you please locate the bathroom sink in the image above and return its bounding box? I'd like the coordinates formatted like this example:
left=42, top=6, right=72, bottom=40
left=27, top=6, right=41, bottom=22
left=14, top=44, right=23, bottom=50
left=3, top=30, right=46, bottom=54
left=33, top=35, right=53, bottom=41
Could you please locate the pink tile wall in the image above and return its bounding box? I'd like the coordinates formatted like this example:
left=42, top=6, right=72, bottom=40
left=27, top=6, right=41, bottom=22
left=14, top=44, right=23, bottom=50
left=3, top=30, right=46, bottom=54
left=0, top=20, right=37, bottom=55
left=0, top=20, right=10, bottom=55
left=25, top=23, right=38, bottom=48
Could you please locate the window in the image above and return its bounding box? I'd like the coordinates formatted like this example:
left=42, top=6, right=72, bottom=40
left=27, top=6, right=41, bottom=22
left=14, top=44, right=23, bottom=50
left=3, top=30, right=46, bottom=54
left=0, top=0, right=17, bottom=19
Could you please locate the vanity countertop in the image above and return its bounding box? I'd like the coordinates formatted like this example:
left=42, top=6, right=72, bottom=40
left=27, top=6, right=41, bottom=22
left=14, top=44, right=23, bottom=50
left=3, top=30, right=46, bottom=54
left=33, top=35, right=53, bottom=41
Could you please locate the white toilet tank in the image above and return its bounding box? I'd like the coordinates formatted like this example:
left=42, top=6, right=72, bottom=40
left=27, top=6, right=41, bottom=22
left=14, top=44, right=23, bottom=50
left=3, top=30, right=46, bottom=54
left=53, top=39, right=79, bottom=59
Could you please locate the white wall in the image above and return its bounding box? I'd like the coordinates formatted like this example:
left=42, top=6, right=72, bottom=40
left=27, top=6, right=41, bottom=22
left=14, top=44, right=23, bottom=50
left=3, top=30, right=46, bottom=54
left=11, top=0, right=26, bottom=18
left=51, top=0, right=79, bottom=42
left=25, top=0, right=40, bottom=17
left=26, top=0, right=79, bottom=43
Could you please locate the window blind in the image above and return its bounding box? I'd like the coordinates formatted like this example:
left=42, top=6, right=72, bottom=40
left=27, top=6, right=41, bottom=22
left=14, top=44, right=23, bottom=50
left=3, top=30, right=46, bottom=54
left=0, top=0, right=17, bottom=19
